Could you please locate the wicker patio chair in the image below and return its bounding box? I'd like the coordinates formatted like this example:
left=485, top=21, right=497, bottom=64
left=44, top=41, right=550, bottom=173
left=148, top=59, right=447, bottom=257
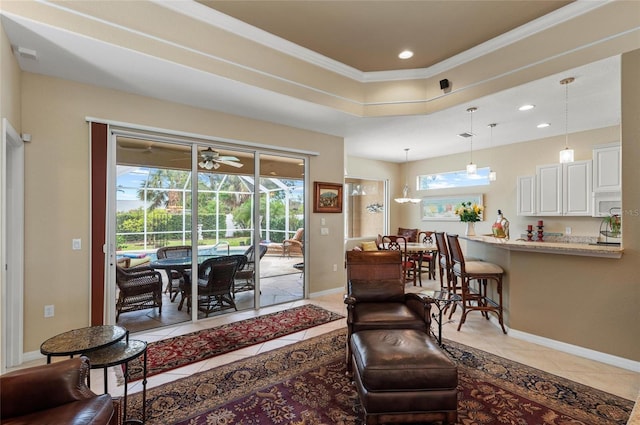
left=156, top=245, right=192, bottom=302
left=234, top=244, right=268, bottom=295
left=195, top=255, right=246, bottom=317
left=115, top=265, right=163, bottom=321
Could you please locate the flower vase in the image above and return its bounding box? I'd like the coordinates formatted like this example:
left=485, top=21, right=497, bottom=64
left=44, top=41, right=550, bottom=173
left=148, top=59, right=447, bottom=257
left=465, top=222, right=476, bottom=236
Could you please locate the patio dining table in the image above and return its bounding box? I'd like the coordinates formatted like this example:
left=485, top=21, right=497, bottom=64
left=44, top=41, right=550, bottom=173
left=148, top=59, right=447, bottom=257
left=150, top=255, right=218, bottom=311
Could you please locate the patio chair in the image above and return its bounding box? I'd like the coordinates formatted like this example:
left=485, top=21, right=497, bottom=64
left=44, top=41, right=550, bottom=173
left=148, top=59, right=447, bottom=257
left=195, top=255, right=247, bottom=317
left=115, top=265, right=163, bottom=321
left=156, top=245, right=192, bottom=302
left=234, top=244, right=268, bottom=295
left=282, top=228, right=304, bottom=257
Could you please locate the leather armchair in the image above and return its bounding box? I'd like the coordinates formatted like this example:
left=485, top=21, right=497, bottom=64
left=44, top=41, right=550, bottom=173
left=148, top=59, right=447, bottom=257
left=0, top=356, right=117, bottom=425
left=344, top=250, right=432, bottom=373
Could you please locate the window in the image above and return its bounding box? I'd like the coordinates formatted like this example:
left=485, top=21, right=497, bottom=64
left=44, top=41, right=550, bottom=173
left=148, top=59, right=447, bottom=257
left=418, top=167, right=491, bottom=190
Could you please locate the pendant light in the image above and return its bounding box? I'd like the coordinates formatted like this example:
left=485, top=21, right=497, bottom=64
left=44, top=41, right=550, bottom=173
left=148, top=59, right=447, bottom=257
left=466, top=107, right=477, bottom=175
left=559, top=77, right=575, bottom=163
left=488, top=123, right=497, bottom=181
left=394, top=148, right=421, bottom=204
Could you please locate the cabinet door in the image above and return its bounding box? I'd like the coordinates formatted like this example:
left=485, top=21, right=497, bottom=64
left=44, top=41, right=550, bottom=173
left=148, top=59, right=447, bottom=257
left=517, top=175, right=536, bottom=216
left=593, top=143, right=621, bottom=192
left=536, top=164, right=562, bottom=215
left=563, top=160, right=592, bottom=216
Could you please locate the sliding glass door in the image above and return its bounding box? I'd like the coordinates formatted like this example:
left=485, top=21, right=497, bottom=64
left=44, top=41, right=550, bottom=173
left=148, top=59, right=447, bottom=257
left=113, top=135, right=306, bottom=330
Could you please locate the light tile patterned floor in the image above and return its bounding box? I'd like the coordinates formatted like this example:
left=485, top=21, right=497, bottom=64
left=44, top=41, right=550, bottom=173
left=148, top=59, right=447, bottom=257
left=14, top=274, right=640, bottom=420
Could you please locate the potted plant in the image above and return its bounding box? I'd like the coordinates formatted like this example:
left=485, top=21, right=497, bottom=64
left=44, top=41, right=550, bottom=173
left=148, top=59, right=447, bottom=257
left=603, top=214, right=621, bottom=238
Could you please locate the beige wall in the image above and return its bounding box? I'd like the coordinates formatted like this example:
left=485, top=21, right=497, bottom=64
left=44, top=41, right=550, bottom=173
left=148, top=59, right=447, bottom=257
left=19, top=73, right=345, bottom=353
left=361, top=52, right=636, bottom=362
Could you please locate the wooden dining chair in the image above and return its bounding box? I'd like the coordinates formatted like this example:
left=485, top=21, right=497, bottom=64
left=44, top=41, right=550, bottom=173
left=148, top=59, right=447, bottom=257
left=414, top=231, right=436, bottom=281
left=382, top=235, right=418, bottom=285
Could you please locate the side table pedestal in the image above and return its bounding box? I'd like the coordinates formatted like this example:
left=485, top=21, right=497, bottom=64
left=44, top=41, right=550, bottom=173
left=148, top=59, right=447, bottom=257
left=88, top=339, right=148, bottom=424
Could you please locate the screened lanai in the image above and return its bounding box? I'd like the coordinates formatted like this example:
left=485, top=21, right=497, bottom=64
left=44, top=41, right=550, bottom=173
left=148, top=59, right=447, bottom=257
left=116, top=165, right=304, bottom=253
left=113, top=137, right=307, bottom=330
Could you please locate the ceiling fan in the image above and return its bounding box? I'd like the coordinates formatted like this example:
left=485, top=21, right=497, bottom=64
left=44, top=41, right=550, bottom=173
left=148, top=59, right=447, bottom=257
left=198, top=147, right=243, bottom=170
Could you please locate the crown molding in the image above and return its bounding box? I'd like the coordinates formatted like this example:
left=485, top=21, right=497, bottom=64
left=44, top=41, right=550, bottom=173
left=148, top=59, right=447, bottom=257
left=162, top=0, right=609, bottom=83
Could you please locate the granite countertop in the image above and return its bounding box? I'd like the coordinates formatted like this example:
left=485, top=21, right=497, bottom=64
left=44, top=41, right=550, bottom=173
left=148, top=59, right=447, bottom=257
left=462, top=235, right=623, bottom=259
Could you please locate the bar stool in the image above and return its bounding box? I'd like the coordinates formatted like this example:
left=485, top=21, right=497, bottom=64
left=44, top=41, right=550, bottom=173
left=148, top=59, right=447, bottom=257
left=446, top=234, right=507, bottom=334
left=434, top=232, right=452, bottom=291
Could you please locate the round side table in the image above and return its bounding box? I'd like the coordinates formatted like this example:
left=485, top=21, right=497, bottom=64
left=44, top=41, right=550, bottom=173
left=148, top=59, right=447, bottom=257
left=88, top=339, right=148, bottom=424
left=40, top=325, right=128, bottom=363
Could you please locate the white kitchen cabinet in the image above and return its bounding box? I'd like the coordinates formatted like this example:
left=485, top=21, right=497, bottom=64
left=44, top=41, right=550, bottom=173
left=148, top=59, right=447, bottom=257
left=517, top=175, right=536, bottom=216
left=563, top=160, right=592, bottom=215
left=535, top=160, right=592, bottom=216
left=536, top=164, right=562, bottom=215
left=593, top=142, right=621, bottom=192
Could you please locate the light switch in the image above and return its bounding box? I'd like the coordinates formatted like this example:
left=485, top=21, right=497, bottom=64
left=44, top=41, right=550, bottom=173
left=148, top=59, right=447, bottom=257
left=320, top=227, right=329, bottom=235
left=72, top=239, right=81, bottom=250
left=321, top=218, right=326, bottom=225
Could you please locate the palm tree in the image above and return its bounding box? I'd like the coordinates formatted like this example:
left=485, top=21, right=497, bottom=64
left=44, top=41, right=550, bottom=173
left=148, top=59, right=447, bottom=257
left=137, top=169, right=190, bottom=210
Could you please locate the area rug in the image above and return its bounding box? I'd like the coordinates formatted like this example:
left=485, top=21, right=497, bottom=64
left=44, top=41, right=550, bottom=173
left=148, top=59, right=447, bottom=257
left=127, top=304, right=343, bottom=381
left=126, top=329, right=633, bottom=425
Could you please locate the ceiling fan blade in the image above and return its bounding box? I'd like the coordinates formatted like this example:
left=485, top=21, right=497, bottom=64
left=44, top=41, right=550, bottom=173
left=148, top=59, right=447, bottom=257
left=216, top=159, right=243, bottom=168
left=218, top=155, right=239, bottom=161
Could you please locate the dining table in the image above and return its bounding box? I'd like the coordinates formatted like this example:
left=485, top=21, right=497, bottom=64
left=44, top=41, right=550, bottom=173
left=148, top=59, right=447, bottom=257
left=150, top=255, right=218, bottom=311
left=381, top=242, right=438, bottom=285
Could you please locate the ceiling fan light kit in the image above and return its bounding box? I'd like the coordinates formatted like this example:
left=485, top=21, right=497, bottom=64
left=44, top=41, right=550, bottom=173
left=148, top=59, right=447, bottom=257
left=198, top=147, right=243, bottom=170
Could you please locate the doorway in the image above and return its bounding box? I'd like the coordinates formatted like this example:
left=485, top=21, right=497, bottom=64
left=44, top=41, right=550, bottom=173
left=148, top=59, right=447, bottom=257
left=1, top=119, right=25, bottom=370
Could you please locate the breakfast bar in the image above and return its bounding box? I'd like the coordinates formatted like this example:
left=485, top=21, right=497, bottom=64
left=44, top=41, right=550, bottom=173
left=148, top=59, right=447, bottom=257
left=461, top=235, right=623, bottom=259
left=456, top=234, right=627, bottom=361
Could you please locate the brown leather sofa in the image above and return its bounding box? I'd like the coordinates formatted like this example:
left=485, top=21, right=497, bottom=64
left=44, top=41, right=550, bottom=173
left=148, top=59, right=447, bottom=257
left=1, top=356, right=117, bottom=425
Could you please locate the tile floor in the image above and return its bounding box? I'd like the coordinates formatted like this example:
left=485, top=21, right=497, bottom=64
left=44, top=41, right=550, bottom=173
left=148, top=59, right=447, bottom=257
left=16, top=273, right=640, bottom=422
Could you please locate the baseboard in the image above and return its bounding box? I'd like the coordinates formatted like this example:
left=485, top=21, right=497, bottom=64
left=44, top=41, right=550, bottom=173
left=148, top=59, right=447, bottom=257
left=509, top=328, right=640, bottom=373
left=310, top=286, right=344, bottom=298
left=21, top=350, right=45, bottom=364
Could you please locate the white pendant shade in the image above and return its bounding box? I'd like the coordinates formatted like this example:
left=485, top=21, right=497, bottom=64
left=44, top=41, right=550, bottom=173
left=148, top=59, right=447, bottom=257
left=559, top=77, right=575, bottom=163
left=466, top=163, right=477, bottom=175
left=394, top=149, right=421, bottom=204
left=394, top=184, right=420, bottom=204
left=559, top=148, right=574, bottom=163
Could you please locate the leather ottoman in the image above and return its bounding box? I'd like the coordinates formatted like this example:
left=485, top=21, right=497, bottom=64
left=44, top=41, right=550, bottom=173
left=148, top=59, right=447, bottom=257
left=350, top=329, right=458, bottom=425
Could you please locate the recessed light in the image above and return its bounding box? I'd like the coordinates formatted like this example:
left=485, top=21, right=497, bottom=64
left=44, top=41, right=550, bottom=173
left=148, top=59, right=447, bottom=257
left=398, top=50, right=414, bottom=59
left=537, top=123, right=550, bottom=128
left=519, top=104, right=535, bottom=111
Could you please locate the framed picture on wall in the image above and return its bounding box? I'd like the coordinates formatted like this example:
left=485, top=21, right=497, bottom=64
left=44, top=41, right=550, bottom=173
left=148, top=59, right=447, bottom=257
left=421, top=194, right=483, bottom=221
left=313, top=182, right=343, bottom=213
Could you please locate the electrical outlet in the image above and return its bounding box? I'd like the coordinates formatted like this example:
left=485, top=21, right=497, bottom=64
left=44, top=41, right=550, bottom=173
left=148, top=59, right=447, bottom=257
left=565, top=227, right=572, bottom=235
left=44, top=305, right=54, bottom=318
left=332, top=264, right=337, bottom=272
left=72, top=238, right=81, bottom=250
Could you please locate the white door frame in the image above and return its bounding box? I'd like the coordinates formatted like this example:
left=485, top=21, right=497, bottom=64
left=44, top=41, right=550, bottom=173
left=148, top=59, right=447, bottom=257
left=1, top=118, right=25, bottom=371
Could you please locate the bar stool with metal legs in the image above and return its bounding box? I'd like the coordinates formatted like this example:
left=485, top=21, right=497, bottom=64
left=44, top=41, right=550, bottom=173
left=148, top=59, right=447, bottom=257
left=446, top=233, right=507, bottom=334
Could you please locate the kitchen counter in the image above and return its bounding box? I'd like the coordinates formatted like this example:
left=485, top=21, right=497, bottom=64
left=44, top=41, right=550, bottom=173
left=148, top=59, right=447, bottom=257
left=461, top=235, right=623, bottom=259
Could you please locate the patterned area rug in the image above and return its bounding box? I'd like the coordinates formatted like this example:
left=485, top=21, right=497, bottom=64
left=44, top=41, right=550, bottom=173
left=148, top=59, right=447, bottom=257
left=126, top=329, right=633, bottom=424
left=127, top=304, right=343, bottom=381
